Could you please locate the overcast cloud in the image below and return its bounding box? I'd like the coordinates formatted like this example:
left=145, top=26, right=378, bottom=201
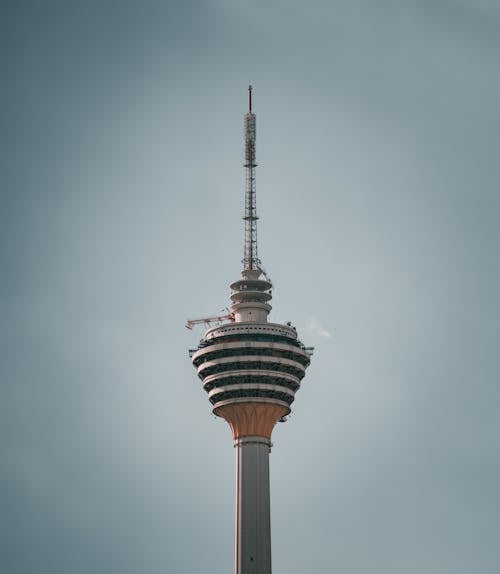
left=1, top=1, right=499, bottom=573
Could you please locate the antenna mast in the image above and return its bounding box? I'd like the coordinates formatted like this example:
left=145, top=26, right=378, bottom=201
left=243, top=85, right=260, bottom=271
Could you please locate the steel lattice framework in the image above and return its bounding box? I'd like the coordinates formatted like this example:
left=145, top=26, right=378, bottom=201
left=243, top=85, right=260, bottom=271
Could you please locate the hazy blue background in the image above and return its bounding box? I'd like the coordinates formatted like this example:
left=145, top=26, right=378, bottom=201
left=2, top=1, right=499, bottom=572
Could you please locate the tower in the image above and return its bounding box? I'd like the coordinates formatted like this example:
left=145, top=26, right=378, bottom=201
left=188, top=87, right=313, bottom=574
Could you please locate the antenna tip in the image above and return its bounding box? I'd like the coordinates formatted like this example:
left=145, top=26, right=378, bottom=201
left=248, top=85, right=252, bottom=112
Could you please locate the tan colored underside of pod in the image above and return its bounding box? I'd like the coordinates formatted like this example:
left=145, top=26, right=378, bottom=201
left=214, top=402, right=288, bottom=440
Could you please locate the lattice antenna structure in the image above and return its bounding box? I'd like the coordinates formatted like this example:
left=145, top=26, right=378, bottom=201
left=243, top=85, right=260, bottom=271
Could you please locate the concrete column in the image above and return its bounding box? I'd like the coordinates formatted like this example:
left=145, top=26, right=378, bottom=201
left=234, top=436, right=272, bottom=574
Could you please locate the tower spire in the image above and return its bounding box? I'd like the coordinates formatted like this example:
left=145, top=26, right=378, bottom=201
left=243, top=85, right=260, bottom=271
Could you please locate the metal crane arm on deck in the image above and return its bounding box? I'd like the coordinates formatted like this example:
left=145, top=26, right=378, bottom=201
left=185, top=313, right=235, bottom=330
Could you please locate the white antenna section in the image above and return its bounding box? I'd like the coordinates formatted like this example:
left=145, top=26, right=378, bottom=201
left=243, top=85, right=260, bottom=271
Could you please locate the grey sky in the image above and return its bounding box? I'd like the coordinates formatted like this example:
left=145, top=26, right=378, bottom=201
left=1, top=1, right=499, bottom=573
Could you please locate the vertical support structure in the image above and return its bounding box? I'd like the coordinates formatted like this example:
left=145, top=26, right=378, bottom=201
left=234, top=437, right=272, bottom=574
left=243, top=85, right=260, bottom=271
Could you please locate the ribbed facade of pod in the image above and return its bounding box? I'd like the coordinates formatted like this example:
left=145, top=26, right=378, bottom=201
left=191, top=323, right=311, bottom=415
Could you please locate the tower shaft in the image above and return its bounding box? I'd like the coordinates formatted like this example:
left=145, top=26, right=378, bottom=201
left=234, top=437, right=272, bottom=574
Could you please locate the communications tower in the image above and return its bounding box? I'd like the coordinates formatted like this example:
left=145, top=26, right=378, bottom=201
left=188, top=87, right=313, bottom=574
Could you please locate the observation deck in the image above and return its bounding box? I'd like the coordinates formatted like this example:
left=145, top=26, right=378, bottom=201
left=190, top=322, right=312, bottom=416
